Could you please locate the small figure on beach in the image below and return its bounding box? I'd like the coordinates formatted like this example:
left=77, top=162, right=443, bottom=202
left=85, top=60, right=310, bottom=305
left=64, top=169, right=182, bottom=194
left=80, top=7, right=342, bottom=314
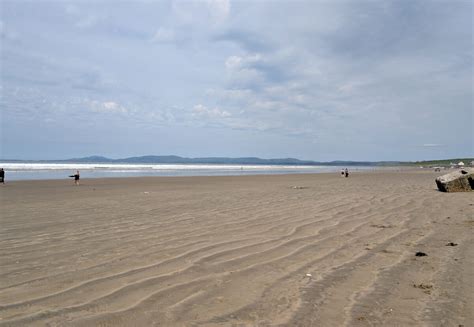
left=345, top=168, right=349, bottom=178
left=0, top=168, right=5, bottom=184
left=341, top=169, right=345, bottom=177
left=69, top=170, right=80, bottom=185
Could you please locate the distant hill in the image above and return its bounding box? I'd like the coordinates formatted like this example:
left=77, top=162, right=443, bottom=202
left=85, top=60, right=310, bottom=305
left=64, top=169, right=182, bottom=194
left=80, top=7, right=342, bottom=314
left=0, top=155, right=387, bottom=166
left=2, top=155, right=471, bottom=166
left=67, top=156, right=113, bottom=162
left=62, top=155, right=327, bottom=165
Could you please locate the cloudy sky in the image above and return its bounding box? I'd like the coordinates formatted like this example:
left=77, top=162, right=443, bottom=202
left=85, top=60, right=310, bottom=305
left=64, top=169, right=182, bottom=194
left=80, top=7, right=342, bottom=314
left=1, top=0, right=472, bottom=161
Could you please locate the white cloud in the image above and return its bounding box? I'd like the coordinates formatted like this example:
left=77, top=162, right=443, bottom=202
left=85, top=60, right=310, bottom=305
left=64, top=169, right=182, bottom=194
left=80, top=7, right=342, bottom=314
left=225, top=56, right=242, bottom=70
left=2, top=1, right=472, bottom=160
left=192, top=104, right=231, bottom=119
left=89, top=100, right=127, bottom=114
left=225, top=54, right=263, bottom=71
left=224, top=54, right=267, bottom=88
left=103, top=101, right=118, bottom=110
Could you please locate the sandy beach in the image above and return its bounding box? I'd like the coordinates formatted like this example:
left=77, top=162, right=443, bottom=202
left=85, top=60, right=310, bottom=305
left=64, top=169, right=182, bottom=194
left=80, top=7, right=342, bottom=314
left=0, top=171, right=472, bottom=326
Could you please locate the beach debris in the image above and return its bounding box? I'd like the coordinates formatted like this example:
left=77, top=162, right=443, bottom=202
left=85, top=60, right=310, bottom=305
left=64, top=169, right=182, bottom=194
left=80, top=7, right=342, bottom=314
left=413, top=283, right=433, bottom=294
left=446, top=242, right=458, bottom=246
left=291, top=186, right=308, bottom=189
left=415, top=251, right=427, bottom=257
left=302, top=273, right=313, bottom=281
left=383, top=308, right=394, bottom=315
left=143, top=192, right=149, bottom=194
left=413, top=283, right=432, bottom=289
left=435, top=168, right=474, bottom=192
left=370, top=224, right=393, bottom=229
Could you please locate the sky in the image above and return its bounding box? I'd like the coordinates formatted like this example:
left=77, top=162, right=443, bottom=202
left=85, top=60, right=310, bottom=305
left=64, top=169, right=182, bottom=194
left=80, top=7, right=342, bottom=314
left=1, top=0, right=472, bottom=161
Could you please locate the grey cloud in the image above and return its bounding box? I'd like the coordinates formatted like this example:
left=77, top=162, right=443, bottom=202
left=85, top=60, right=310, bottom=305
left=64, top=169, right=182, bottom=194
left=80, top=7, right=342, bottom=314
left=213, top=29, right=275, bottom=52
left=2, top=0, right=472, bottom=161
left=246, top=59, right=293, bottom=85
left=70, top=71, right=115, bottom=92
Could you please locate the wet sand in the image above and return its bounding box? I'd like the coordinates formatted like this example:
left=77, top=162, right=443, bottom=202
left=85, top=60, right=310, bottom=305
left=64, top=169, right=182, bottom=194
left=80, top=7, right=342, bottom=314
left=0, top=171, right=472, bottom=326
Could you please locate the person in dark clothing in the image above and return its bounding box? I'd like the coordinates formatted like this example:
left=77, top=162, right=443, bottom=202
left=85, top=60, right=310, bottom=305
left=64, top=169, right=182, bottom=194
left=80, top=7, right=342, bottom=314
left=0, top=168, right=4, bottom=184
left=69, top=170, right=80, bottom=185
left=74, top=170, right=80, bottom=185
left=345, top=168, right=349, bottom=178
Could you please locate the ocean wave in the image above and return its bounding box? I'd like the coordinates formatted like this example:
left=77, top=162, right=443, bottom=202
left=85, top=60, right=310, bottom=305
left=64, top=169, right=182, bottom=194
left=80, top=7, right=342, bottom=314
left=0, top=162, right=327, bottom=171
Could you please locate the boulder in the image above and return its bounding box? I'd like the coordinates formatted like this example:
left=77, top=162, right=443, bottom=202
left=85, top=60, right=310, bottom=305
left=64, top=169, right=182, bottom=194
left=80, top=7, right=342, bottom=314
left=435, top=168, right=474, bottom=192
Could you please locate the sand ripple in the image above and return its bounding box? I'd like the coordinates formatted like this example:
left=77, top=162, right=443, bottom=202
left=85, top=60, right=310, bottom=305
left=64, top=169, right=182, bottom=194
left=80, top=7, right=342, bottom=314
left=0, top=172, right=472, bottom=326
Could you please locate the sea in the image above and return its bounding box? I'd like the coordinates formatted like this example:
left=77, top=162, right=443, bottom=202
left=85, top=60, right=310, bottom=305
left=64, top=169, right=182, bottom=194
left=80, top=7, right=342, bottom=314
left=0, top=162, right=377, bottom=181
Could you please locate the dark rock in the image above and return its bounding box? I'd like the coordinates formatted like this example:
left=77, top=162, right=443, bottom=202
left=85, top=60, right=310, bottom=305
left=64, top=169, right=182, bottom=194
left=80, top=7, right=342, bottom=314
left=415, top=251, right=427, bottom=256
left=446, top=242, right=458, bottom=246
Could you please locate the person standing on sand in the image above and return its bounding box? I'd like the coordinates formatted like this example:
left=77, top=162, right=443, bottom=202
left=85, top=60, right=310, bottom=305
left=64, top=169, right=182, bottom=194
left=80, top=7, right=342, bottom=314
left=341, top=168, right=345, bottom=177
left=345, top=168, right=349, bottom=178
left=71, top=170, right=80, bottom=185
left=0, top=168, right=5, bottom=184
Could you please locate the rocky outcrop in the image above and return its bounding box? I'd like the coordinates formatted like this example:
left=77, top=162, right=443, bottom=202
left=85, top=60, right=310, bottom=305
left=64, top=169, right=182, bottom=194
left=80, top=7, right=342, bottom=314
left=435, top=168, right=474, bottom=192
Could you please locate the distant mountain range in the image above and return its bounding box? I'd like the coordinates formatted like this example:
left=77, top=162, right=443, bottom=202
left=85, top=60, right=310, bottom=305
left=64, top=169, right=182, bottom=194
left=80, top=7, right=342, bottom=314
left=0, top=155, right=400, bottom=166
left=2, top=155, right=471, bottom=166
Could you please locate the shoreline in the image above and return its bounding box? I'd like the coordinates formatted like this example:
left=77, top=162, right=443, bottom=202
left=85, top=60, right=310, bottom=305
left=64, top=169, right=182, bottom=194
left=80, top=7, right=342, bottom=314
left=0, top=165, right=436, bottom=182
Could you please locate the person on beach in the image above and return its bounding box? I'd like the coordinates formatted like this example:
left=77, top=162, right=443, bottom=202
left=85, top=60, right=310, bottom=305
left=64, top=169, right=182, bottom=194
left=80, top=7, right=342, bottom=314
left=340, top=169, right=345, bottom=177
left=345, top=168, right=349, bottom=178
left=70, top=170, right=80, bottom=185
left=0, top=168, right=4, bottom=184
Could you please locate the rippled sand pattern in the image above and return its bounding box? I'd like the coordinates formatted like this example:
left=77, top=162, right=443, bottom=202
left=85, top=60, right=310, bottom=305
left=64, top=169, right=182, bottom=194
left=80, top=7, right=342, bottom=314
left=0, top=172, right=472, bottom=326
